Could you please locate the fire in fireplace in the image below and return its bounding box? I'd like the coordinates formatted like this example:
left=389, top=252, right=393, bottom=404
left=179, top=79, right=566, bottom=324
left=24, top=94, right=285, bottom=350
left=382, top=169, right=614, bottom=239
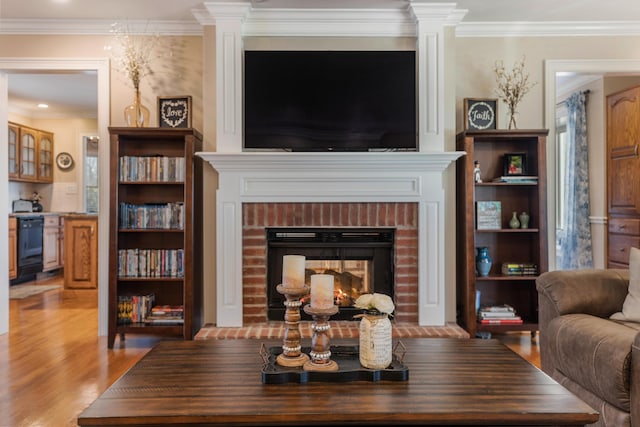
left=267, top=228, right=394, bottom=320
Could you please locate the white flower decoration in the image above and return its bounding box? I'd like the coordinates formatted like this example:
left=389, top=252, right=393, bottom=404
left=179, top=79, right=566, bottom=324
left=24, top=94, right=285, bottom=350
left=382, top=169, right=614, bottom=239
left=354, top=293, right=395, bottom=315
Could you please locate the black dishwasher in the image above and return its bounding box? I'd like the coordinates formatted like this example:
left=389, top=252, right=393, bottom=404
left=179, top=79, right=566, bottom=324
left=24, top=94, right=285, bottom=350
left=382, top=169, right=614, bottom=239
left=12, top=216, right=44, bottom=285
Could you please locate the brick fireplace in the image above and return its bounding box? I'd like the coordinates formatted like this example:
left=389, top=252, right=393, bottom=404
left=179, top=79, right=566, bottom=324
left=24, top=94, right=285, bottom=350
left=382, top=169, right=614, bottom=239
left=196, top=1, right=466, bottom=329
left=243, top=202, right=418, bottom=324
left=197, top=152, right=463, bottom=327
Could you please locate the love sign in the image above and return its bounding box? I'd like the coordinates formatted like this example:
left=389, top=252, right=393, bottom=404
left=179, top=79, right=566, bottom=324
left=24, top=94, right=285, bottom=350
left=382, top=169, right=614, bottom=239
left=158, top=96, right=192, bottom=128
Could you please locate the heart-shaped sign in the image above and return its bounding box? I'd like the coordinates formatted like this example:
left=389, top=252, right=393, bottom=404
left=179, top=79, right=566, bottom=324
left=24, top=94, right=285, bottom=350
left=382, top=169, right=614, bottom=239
left=160, top=99, right=189, bottom=128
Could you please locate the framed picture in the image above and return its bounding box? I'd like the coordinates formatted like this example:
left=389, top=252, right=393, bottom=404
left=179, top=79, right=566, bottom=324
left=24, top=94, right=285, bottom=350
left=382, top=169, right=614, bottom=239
left=476, top=201, right=502, bottom=230
left=503, top=152, right=527, bottom=176
left=464, top=98, right=497, bottom=130
left=158, top=96, right=192, bottom=128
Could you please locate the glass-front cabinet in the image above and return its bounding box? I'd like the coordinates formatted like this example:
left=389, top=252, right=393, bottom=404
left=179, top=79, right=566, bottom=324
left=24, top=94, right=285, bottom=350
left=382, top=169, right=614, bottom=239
left=8, top=123, right=19, bottom=180
left=20, top=127, right=38, bottom=181
left=38, top=131, right=54, bottom=183
left=8, top=122, right=54, bottom=183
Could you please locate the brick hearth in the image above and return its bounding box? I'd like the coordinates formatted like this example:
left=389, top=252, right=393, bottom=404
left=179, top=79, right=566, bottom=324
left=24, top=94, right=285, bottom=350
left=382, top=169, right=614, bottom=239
left=195, top=321, right=469, bottom=340
left=242, top=202, right=419, bottom=324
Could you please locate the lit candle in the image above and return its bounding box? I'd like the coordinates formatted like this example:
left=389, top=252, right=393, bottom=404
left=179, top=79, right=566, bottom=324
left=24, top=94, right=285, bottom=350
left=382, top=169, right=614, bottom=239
left=310, top=274, right=334, bottom=309
left=282, top=255, right=305, bottom=288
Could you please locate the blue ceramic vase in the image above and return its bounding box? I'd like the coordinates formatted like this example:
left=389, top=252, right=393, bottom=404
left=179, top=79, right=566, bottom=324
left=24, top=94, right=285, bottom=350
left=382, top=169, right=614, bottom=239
left=476, top=247, right=492, bottom=277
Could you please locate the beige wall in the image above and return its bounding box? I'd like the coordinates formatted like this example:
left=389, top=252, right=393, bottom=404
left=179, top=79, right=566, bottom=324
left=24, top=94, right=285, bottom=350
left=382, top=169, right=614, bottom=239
left=5, top=30, right=640, bottom=328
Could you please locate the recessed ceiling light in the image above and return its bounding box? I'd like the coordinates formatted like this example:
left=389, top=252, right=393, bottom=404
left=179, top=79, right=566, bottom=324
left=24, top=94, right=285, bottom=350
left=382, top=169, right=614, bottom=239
left=38, top=103, right=49, bottom=109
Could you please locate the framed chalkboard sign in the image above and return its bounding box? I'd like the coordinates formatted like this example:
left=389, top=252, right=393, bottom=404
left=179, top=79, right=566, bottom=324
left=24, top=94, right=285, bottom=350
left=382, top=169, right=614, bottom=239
left=158, top=96, right=192, bottom=128
left=464, top=98, right=497, bottom=130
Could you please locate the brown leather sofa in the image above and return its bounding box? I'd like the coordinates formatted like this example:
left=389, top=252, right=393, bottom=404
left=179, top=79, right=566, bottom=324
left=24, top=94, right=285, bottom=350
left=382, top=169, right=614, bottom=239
left=537, top=269, right=640, bottom=427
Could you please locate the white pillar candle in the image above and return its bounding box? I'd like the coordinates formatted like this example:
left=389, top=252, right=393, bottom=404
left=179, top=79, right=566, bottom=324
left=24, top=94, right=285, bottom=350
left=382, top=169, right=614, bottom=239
left=310, top=274, right=334, bottom=309
left=282, top=255, right=305, bottom=288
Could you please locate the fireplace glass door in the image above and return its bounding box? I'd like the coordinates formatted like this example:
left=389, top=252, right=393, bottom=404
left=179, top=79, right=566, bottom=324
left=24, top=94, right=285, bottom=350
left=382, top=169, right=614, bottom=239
left=267, top=228, right=394, bottom=320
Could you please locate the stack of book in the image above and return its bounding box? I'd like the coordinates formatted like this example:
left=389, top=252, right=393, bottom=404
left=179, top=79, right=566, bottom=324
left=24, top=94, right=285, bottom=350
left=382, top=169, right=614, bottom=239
left=145, top=305, right=184, bottom=325
left=477, top=304, right=523, bottom=325
left=501, top=262, right=538, bottom=276
left=491, top=176, right=538, bottom=184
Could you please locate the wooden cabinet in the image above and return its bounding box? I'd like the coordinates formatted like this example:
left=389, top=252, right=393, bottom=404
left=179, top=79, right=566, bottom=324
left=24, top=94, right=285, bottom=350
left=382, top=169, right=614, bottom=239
left=107, top=127, right=203, bottom=349
left=456, top=129, right=548, bottom=338
left=43, top=215, right=63, bottom=272
left=64, top=215, right=98, bottom=289
left=38, top=131, right=54, bottom=183
left=8, top=123, right=19, bottom=180
left=8, top=122, right=55, bottom=183
left=607, top=85, right=640, bottom=267
left=9, top=217, right=17, bottom=280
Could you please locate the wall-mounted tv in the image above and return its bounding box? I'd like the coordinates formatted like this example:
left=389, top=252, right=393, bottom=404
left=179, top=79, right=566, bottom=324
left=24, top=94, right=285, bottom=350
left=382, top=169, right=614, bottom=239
left=244, top=50, right=417, bottom=152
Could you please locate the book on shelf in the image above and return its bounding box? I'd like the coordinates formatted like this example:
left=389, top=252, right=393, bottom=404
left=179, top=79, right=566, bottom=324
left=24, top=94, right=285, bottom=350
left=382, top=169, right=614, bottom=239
left=492, top=176, right=538, bottom=183
left=476, top=201, right=502, bottom=230
left=478, top=310, right=519, bottom=319
left=478, top=304, right=515, bottom=313
left=479, top=317, right=524, bottom=325
left=501, top=262, right=539, bottom=276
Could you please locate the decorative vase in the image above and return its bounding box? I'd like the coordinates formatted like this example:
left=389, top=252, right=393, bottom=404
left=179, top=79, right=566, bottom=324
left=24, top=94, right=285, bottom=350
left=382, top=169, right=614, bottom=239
left=475, top=247, right=492, bottom=277
left=509, top=211, right=520, bottom=229
left=508, top=109, right=518, bottom=129
left=124, top=89, right=150, bottom=128
left=519, top=211, right=530, bottom=229
left=359, top=310, right=392, bottom=369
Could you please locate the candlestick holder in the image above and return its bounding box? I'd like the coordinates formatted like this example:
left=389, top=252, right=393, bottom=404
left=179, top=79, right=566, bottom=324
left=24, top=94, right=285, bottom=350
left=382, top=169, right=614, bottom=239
left=302, top=304, right=339, bottom=371
left=275, top=284, right=310, bottom=367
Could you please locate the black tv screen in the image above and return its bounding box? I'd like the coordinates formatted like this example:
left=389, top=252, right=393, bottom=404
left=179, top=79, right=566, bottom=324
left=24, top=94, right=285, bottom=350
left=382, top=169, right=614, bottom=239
left=244, top=50, right=417, bottom=152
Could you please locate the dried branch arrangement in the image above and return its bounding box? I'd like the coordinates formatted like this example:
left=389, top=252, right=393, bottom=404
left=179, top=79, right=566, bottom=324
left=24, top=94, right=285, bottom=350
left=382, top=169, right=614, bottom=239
left=493, top=56, right=537, bottom=129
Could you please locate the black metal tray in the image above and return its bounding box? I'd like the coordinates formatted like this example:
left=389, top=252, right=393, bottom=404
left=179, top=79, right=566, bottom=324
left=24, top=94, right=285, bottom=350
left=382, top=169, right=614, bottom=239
left=260, top=344, right=409, bottom=384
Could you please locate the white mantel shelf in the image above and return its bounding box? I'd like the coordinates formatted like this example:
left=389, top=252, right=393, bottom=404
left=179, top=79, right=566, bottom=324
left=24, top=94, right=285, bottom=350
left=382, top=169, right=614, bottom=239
left=198, top=151, right=464, bottom=327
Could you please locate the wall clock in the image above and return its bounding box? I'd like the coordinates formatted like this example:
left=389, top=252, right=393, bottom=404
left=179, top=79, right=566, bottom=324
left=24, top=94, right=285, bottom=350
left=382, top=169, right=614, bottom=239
left=56, top=152, right=74, bottom=170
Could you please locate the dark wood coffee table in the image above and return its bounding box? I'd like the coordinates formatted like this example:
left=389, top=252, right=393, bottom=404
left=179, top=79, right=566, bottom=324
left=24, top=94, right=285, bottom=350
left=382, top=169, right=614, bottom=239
left=78, top=338, right=598, bottom=426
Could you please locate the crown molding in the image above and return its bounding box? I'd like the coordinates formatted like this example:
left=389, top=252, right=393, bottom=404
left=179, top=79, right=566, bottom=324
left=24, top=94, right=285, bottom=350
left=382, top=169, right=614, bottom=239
left=195, top=3, right=465, bottom=37
left=0, top=19, right=203, bottom=36
left=2, top=17, right=639, bottom=38
left=456, top=20, right=640, bottom=37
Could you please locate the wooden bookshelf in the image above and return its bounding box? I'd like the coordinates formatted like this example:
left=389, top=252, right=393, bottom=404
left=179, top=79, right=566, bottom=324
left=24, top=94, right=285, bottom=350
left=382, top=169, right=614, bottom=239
left=456, top=129, right=548, bottom=338
left=107, top=127, right=203, bottom=348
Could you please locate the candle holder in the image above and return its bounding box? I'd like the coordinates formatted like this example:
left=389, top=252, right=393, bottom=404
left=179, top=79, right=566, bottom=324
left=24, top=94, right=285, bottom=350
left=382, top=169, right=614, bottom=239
left=302, top=304, right=339, bottom=371
left=275, top=284, right=310, bottom=367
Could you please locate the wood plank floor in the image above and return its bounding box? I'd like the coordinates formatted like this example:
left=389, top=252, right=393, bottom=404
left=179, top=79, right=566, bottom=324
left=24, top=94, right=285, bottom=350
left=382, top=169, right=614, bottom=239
left=1, top=273, right=540, bottom=427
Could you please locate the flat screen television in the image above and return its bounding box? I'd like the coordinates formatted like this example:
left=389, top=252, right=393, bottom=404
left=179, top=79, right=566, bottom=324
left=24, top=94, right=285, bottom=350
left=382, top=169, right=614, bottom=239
left=244, top=50, right=417, bottom=152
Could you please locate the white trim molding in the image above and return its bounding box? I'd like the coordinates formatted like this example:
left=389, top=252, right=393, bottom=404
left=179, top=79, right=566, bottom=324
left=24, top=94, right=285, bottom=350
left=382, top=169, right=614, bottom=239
left=197, top=152, right=464, bottom=327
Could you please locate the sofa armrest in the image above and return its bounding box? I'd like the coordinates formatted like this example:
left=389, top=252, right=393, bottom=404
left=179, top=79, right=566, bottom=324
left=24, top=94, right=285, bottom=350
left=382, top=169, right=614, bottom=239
left=536, top=269, right=630, bottom=375
left=536, top=269, right=629, bottom=319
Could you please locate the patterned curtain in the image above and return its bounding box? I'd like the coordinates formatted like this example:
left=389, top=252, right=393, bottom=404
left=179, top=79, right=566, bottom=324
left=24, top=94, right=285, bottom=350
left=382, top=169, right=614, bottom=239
left=557, top=91, right=593, bottom=269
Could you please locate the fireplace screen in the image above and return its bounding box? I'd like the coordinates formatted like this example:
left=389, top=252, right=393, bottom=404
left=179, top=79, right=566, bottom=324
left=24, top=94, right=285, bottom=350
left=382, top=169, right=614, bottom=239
left=266, top=228, right=394, bottom=320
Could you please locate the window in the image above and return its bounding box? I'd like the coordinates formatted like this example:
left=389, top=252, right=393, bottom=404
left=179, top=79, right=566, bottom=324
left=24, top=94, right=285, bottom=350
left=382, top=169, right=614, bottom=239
left=555, top=104, right=568, bottom=242
left=84, top=136, right=99, bottom=213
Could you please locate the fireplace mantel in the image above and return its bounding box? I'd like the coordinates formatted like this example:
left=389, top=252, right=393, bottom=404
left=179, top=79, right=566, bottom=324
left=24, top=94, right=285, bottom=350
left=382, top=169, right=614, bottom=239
left=198, top=151, right=463, bottom=327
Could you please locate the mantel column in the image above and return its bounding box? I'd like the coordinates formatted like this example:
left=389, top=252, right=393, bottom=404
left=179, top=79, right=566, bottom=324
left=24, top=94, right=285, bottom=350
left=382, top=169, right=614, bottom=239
left=202, top=1, right=251, bottom=153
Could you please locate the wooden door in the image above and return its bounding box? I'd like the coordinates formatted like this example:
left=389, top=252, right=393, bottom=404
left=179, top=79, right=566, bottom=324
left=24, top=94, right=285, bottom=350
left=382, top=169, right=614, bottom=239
left=607, top=86, right=640, bottom=215
left=607, top=85, right=640, bottom=267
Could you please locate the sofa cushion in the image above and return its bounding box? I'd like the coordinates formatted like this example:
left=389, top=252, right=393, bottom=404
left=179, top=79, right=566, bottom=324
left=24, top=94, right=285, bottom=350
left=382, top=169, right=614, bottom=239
left=547, top=313, right=640, bottom=412
left=611, top=246, right=640, bottom=322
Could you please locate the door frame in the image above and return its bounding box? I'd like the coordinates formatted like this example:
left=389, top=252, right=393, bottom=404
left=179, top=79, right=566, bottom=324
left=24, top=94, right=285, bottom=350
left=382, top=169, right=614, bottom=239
left=0, top=58, right=110, bottom=336
left=544, top=59, right=640, bottom=271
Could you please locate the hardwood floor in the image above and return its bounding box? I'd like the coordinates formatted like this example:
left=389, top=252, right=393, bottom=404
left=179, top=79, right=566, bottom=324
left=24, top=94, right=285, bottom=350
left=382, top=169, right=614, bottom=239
left=1, top=273, right=540, bottom=427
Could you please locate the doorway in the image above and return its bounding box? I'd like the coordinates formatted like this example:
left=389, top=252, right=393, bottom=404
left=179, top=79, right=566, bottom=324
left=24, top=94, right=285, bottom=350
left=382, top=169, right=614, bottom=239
left=0, top=58, right=110, bottom=335
left=544, top=59, right=640, bottom=271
